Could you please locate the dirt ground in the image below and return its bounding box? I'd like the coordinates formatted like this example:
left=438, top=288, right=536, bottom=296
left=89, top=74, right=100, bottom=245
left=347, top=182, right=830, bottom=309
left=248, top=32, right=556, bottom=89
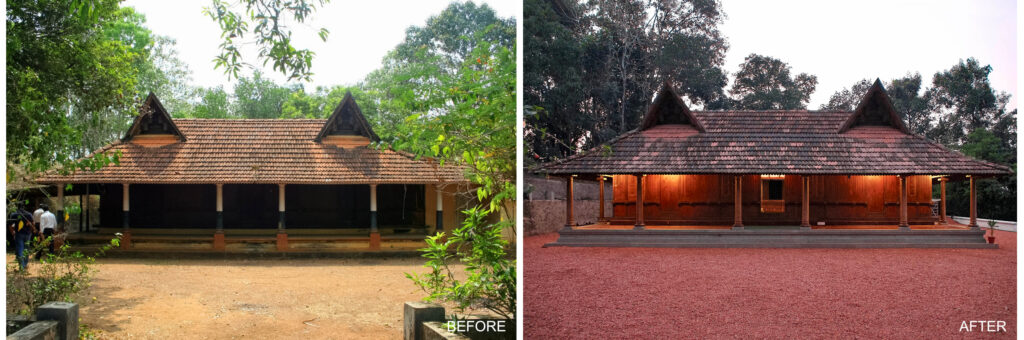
left=525, top=230, right=1017, bottom=338
left=57, top=257, right=456, bottom=339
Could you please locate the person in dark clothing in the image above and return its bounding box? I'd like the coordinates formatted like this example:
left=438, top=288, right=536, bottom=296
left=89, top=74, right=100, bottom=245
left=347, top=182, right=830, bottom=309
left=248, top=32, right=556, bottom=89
left=8, top=204, right=37, bottom=270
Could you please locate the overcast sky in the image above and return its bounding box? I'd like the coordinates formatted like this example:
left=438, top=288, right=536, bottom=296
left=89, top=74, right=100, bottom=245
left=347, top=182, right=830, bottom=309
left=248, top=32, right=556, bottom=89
left=719, top=0, right=1017, bottom=109
left=123, top=0, right=520, bottom=91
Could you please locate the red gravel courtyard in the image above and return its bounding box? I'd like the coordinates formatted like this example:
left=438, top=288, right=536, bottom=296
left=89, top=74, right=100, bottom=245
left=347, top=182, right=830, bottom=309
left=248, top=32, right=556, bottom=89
left=525, top=230, right=1016, bottom=338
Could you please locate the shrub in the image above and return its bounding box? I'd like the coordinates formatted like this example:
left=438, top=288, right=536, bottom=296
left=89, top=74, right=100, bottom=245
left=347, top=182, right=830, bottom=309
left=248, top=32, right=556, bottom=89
left=6, top=235, right=120, bottom=316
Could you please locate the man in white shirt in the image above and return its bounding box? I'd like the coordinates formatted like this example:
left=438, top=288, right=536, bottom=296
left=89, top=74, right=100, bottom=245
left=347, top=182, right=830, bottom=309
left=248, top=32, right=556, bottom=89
left=36, top=204, right=57, bottom=259
left=33, top=205, right=43, bottom=229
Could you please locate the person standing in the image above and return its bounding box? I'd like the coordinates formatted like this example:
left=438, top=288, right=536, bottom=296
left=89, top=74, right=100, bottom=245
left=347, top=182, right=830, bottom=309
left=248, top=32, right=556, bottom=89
left=8, top=204, right=36, bottom=270
left=36, top=204, right=57, bottom=259
left=33, top=204, right=43, bottom=229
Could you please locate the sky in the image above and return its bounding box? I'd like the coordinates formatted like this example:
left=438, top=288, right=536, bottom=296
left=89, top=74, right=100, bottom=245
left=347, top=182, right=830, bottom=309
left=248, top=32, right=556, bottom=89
left=719, top=0, right=1017, bottom=110
left=123, top=0, right=520, bottom=91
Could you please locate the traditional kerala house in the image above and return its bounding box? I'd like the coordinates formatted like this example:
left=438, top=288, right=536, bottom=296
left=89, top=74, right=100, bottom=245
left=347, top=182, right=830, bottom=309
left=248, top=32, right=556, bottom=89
left=35, top=92, right=469, bottom=251
left=538, top=80, right=1011, bottom=248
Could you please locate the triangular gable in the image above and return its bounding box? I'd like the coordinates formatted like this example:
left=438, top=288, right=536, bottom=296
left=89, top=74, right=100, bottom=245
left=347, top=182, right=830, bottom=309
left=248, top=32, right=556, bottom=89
left=123, top=92, right=186, bottom=142
left=640, top=80, right=704, bottom=132
left=838, top=79, right=909, bottom=133
left=315, top=92, right=380, bottom=143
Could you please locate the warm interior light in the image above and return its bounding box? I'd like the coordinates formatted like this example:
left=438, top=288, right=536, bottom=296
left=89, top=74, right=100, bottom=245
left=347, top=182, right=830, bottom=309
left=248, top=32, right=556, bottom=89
left=761, top=174, right=785, bottom=179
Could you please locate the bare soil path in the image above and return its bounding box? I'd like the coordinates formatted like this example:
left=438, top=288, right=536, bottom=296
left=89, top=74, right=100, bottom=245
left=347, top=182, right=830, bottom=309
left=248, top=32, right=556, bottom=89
left=71, top=257, right=450, bottom=339
left=525, top=230, right=1016, bottom=338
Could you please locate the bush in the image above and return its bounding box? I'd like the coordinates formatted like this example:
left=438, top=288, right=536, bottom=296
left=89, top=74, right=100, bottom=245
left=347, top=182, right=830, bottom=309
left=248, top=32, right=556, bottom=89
left=6, top=235, right=120, bottom=316
left=407, top=206, right=515, bottom=320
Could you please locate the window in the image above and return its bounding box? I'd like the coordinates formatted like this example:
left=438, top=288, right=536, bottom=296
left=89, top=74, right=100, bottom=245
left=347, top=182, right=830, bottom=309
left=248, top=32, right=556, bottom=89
left=760, top=175, right=785, bottom=213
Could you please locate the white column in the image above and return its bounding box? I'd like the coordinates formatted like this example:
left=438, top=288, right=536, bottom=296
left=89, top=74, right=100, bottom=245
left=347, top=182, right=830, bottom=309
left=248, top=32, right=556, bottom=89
left=122, top=183, right=130, bottom=230
left=216, top=184, right=224, bottom=212
left=369, top=184, right=378, bottom=233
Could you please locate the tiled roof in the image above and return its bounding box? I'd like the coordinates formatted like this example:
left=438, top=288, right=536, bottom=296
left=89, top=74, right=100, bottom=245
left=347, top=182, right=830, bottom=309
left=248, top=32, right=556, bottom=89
left=36, top=119, right=467, bottom=184
left=540, top=110, right=1012, bottom=176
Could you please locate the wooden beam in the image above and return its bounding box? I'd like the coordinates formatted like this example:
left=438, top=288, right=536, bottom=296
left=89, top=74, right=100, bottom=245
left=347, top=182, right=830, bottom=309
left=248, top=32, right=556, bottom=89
left=436, top=184, right=444, bottom=232
left=635, top=174, right=645, bottom=230
left=598, top=176, right=606, bottom=222
left=899, top=175, right=909, bottom=230
left=939, top=177, right=947, bottom=224
left=969, top=176, right=978, bottom=228
left=56, top=183, right=64, bottom=231
left=732, top=175, right=743, bottom=230
left=215, top=184, right=224, bottom=231
left=801, top=176, right=810, bottom=229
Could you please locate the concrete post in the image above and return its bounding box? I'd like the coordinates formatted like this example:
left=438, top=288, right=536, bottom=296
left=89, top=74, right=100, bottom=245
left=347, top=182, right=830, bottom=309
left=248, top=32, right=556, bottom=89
left=404, top=302, right=445, bottom=340
left=213, top=184, right=225, bottom=250
left=899, top=175, right=909, bottom=230
left=370, top=184, right=380, bottom=250
left=563, top=176, right=574, bottom=231
left=37, top=301, right=78, bottom=340
left=969, top=176, right=978, bottom=229
left=733, top=175, right=744, bottom=230
left=801, top=176, right=811, bottom=230
left=634, top=174, right=645, bottom=230
left=276, top=184, right=288, bottom=251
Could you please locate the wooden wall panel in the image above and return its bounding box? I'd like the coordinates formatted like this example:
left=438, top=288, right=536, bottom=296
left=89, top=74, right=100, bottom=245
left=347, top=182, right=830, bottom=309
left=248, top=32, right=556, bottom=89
left=608, top=174, right=936, bottom=225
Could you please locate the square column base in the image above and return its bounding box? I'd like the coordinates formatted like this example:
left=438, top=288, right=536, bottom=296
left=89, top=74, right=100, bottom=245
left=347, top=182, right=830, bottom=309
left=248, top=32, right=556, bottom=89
left=731, top=225, right=744, bottom=230
left=370, top=232, right=381, bottom=250
left=120, top=231, right=132, bottom=250
left=213, top=231, right=225, bottom=251
left=633, top=225, right=645, bottom=230
left=898, top=225, right=910, bottom=231
left=276, top=232, right=288, bottom=251
left=799, top=225, right=811, bottom=230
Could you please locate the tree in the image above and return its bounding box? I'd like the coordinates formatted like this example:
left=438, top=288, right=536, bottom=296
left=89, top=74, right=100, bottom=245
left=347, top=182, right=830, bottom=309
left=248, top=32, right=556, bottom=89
left=820, top=79, right=872, bottom=111
left=392, top=1, right=515, bottom=74
left=729, top=53, right=817, bottom=110
left=204, top=0, right=330, bottom=81
left=376, top=3, right=516, bottom=319
left=925, top=58, right=1011, bottom=146
left=232, top=71, right=295, bottom=118
left=524, top=0, right=729, bottom=162
left=187, top=86, right=233, bottom=118
left=7, top=0, right=144, bottom=172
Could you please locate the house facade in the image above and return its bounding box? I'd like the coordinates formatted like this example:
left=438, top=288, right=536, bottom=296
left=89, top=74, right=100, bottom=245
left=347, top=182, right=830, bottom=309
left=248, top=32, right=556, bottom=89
left=36, top=92, right=469, bottom=251
left=539, top=80, right=1011, bottom=247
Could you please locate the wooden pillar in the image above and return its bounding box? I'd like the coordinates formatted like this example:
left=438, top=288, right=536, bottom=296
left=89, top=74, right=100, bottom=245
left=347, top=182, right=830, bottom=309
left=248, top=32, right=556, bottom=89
left=801, top=176, right=811, bottom=230
left=939, top=177, right=947, bottom=224
left=899, top=175, right=909, bottom=230
left=276, top=184, right=288, bottom=251
left=732, top=175, right=743, bottom=230
left=78, top=195, right=84, bottom=232
left=563, top=176, right=575, bottom=231
left=121, top=183, right=131, bottom=249
left=435, top=184, right=444, bottom=233
left=56, top=183, right=64, bottom=231
left=969, top=176, right=978, bottom=229
left=634, top=174, right=645, bottom=230
left=598, top=176, right=606, bottom=222
left=84, top=184, right=90, bottom=232
left=213, top=184, right=225, bottom=250
left=369, top=184, right=380, bottom=250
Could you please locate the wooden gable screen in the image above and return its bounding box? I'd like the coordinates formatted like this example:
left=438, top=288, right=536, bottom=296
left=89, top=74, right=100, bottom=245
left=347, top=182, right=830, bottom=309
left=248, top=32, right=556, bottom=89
left=123, top=93, right=186, bottom=147
left=315, top=92, right=380, bottom=148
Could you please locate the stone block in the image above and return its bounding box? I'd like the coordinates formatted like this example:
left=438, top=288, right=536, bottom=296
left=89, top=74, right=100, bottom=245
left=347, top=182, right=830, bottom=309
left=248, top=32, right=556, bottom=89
left=36, top=301, right=78, bottom=340
left=404, top=302, right=444, bottom=340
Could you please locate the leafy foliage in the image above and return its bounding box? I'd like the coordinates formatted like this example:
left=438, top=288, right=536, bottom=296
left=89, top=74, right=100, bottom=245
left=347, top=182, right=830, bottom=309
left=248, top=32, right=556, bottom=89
left=204, top=0, right=330, bottom=81
left=7, top=236, right=121, bottom=316
left=385, top=3, right=515, bottom=319
left=728, top=53, right=818, bottom=110
left=524, top=0, right=729, bottom=162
